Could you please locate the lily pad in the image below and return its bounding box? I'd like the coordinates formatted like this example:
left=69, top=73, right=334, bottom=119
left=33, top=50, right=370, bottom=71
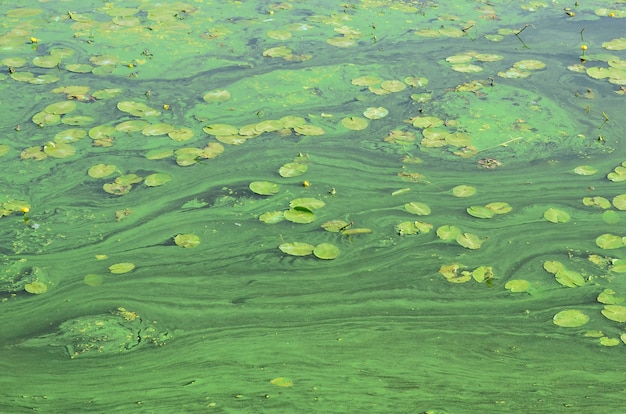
left=24, top=281, right=48, bottom=294
left=43, top=142, right=75, bottom=158
left=436, top=225, right=461, bottom=241
left=283, top=209, right=315, bottom=224
left=363, top=107, right=389, bottom=120
left=259, top=211, right=285, bottom=224
left=279, top=242, right=314, bottom=256
left=279, top=162, right=308, bottom=177
left=601, top=305, right=626, bottom=322
left=543, top=208, right=570, bottom=223
left=109, top=262, right=135, bottom=274
left=553, top=309, right=590, bottom=327
left=452, top=185, right=476, bottom=197
left=203, top=89, right=231, bottom=103
left=313, top=243, right=339, bottom=260
left=249, top=181, right=280, bottom=196
left=289, top=198, right=325, bottom=210
left=404, top=202, right=431, bottom=216
left=504, top=279, right=530, bottom=293
left=341, top=116, right=369, bottom=131
left=555, top=269, right=585, bottom=287
left=573, top=165, right=597, bottom=176
left=612, top=194, right=626, bottom=210
left=456, top=233, right=483, bottom=249
left=595, top=234, right=624, bottom=249
left=88, top=164, right=117, bottom=178
left=145, top=173, right=171, bottom=187
left=467, top=206, right=495, bottom=219
left=174, top=233, right=201, bottom=248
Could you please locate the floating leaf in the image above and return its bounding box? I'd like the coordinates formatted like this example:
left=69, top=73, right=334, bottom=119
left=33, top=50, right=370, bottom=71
left=436, top=225, right=461, bottom=241
left=573, top=165, right=597, bottom=176
left=553, top=310, right=589, bottom=327
left=597, top=289, right=624, bottom=305
left=452, top=185, right=476, bottom=198
left=543, top=260, right=565, bottom=274
left=543, top=208, right=570, bottom=223
left=612, top=194, right=626, bottom=210
left=203, top=124, right=239, bottom=136
left=259, top=211, right=285, bottom=224
left=24, top=281, right=48, bottom=294
left=142, top=123, right=175, bottom=136
left=456, top=233, right=483, bottom=249
left=249, top=181, right=280, bottom=196
left=404, top=202, right=431, bottom=216
left=83, top=274, right=103, bottom=287
left=145, top=173, right=171, bottom=187
left=603, top=37, right=626, bottom=51
left=279, top=242, right=314, bottom=256
left=513, top=59, right=546, bottom=70
left=555, top=269, right=585, bottom=287
left=45, top=101, right=76, bottom=115
left=321, top=220, right=350, bottom=232
left=88, top=164, right=117, bottom=178
left=595, top=234, right=624, bottom=249
left=582, top=196, right=611, bottom=209
left=486, top=202, right=512, bottom=214
left=601, top=305, right=626, bottom=322
left=203, top=89, right=231, bottom=103
left=109, top=262, right=135, bottom=274
left=174, top=233, right=201, bottom=248
left=505, top=279, right=530, bottom=293
left=313, top=243, right=339, bottom=260
left=396, top=221, right=420, bottom=235
left=279, top=162, right=308, bottom=178
left=290, top=198, right=325, bottom=210
left=283, top=209, right=315, bottom=224
left=270, top=377, right=293, bottom=387
left=472, top=266, right=493, bottom=283
left=439, top=263, right=471, bottom=283
left=363, top=107, right=388, bottom=120
left=294, top=124, right=325, bottom=136
left=341, top=116, right=369, bottom=131
left=467, top=206, right=494, bottom=219
left=43, top=142, right=75, bottom=158
left=599, top=337, right=621, bottom=346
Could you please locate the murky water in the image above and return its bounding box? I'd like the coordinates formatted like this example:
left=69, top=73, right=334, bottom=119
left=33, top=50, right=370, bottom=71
left=2, top=1, right=626, bottom=412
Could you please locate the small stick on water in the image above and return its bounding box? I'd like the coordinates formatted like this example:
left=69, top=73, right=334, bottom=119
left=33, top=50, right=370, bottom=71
left=339, top=221, right=354, bottom=231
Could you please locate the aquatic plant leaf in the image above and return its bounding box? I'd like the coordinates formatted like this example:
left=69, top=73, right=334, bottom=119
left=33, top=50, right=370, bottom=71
left=543, top=260, right=565, bottom=274
left=486, top=202, right=512, bottom=214
left=201, top=142, right=224, bottom=159
left=25, top=281, right=48, bottom=294
left=456, top=233, right=483, bottom=249
left=341, top=116, right=369, bottom=131
left=595, top=234, right=624, bottom=249
left=142, top=123, right=175, bottom=136
left=411, top=116, right=443, bottom=129
left=472, top=266, right=493, bottom=283
left=54, top=128, right=87, bottom=143
left=396, top=221, right=419, bottom=235
left=88, top=164, right=117, bottom=178
left=279, top=242, right=314, bottom=256
left=249, top=181, right=280, bottom=196
left=439, top=263, right=471, bottom=283
left=451, top=64, right=483, bottom=73
left=270, top=377, right=293, bottom=387
left=601, top=305, right=626, bottom=322
left=404, top=202, right=431, bottom=216
left=582, top=196, right=611, bottom=209
left=203, top=89, right=231, bottom=103
left=289, top=198, right=325, bottom=210
left=279, top=162, right=308, bottom=177
left=555, top=269, right=585, bottom=287
left=436, top=225, right=461, bottom=241
left=284, top=209, right=315, bottom=224
left=609, top=259, right=626, bottom=273
left=513, top=59, right=546, bottom=70
left=597, top=289, right=624, bottom=305
left=573, top=165, right=597, bottom=175
left=351, top=75, right=382, bottom=86
left=109, top=263, right=135, bottom=274
left=174, top=233, right=200, bottom=248
left=43, top=142, right=75, bottom=158
left=294, top=125, right=325, bottom=136
left=145, top=173, right=171, bottom=187
left=363, top=107, right=388, bottom=120
left=602, top=38, right=626, bottom=51
left=45, top=101, right=77, bottom=115
left=83, top=274, right=103, bottom=287
left=321, top=220, right=350, bottom=232
left=505, top=279, right=530, bottom=293
left=203, top=124, right=239, bottom=136
left=467, top=206, right=494, bottom=219
left=168, top=127, right=194, bottom=141
left=259, top=211, right=285, bottom=224
left=543, top=208, right=570, bottom=223
left=452, top=185, right=476, bottom=197
left=599, top=337, right=621, bottom=346
left=553, top=310, right=589, bottom=327
left=381, top=80, right=406, bottom=92
left=612, top=194, right=626, bottom=210
left=313, top=243, right=339, bottom=260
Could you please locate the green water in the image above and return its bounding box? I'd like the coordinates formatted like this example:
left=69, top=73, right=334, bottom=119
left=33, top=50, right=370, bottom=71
left=2, top=1, right=626, bottom=412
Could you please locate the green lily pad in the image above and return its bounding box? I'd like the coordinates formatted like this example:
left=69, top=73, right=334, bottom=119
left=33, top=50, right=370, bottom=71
left=88, top=164, right=117, bottom=178
left=363, top=107, right=388, bottom=120
left=396, top=221, right=420, bottom=235
left=289, top=198, right=325, bottom=210
left=279, top=162, right=308, bottom=178
left=573, top=165, right=597, bottom=175
left=313, top=243, right=339, bottom=260
left=25, top=280, right=48, bottom=294
left=283, top=209, right=315, bottom=224
left=601, top=305, right=626, bottom=322
left=504, top=279, right=530, bottom=293
left=109, top=262, right=135, bottom=274
left=279, top=242, right=315, bottom=256
left=436, top=225, right=462, bottom=241
left=294, top=124, right=325, bottom=136
left=472, top=266, right=493, bottom=283
left=486, top=202, right=512, bottom=214
left=543, top=260, right=565, bottom=274
left=203, top=89, right=231, bottom=103
left=45, top=101, right=77, bottom=115
left=595, top=234, right=624, bottom=249
left=452, top=185, right=476, bottom=197
left=553, top=309, right=590, bottom=327
left=543, top=208, right=570, bottom=223
left=603, top=37, right=626, bottom=51
left=555, top=269, right=585, bottom=287
left=142, top=123, right=175, bottom=136
left=456, top=232, right=483, bottom=249
left=145, top=173, right=171, bottom=187
left=203, top=124, right=239, bottom=136
left=43, top=142, right=75, bottom=158
left=249, top=181, right=280, bottom=196
left=174, top=233, right=201, bottom=248
left=404, top=202, right=431, bottom=216
left=597, top=289, right=624, bottom=305
left=259, top=211, right=285, bottom=224
left=467, top=206, right=495, bottom=219
left=341, top=116, right=369, bottom=131
left=168, top=127, right=195, bottom=141
left=612, top=194, right=626, bottom=210
left=54, top=128, right=86, bottom=143
left=83, top=274, right=103, bottom=287
left=582, top=196, right=611, bottom=209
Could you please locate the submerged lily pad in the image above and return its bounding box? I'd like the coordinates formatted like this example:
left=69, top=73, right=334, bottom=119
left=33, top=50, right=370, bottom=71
left=553, top=310, right=590, bottom=327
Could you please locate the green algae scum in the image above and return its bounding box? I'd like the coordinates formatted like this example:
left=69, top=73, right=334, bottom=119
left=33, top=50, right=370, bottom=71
left=2, top=1, right=626, bottom=412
